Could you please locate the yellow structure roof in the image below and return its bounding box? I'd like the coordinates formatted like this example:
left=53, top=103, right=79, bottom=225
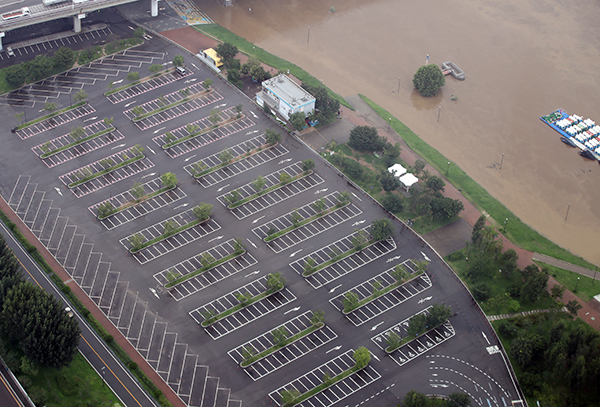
left=203, top=48, right=223, bottom=67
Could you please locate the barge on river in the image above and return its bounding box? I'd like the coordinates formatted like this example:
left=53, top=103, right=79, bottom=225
left=541, top=108, right=600, bottom=161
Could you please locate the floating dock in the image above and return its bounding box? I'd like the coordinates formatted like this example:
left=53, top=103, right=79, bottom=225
left=541, top=108, right=600, bottom=161
left=441, top=61, right=465, bottom=80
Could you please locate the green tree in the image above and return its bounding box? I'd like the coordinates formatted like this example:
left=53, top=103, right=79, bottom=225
left=130, top=182, right=145, bottom=202
left=29, top=55, right=53, bottom=81
left=14, top=111, right=24, bottom=125
left=163, top=220, right=177, bottom=237
left=74, top=89, right=88, bottom=103
left=412, top=159, right=426, bottom=176
left=241, top=55, right=261, bottom=74
left=5, top=65, right=27, bottom=87
left=289, top=111, right=306, bottom=130
left=233, top=238, right=245, bottom=255
left=430, top=197, right=464, bottom=221
left=215, top=42, right=238, bottom=62
left=342, top=291, right=359, bottom=312
left=126, top=71, right=140, bottom=82
left=412, top=64, right=446, bottom=97
left=340, top=157, right=363, bottom=179
left=209, top=108, right=221, bottom=125
left=351, top=229, right=369, bottom=251
left=266, top=272, right=286, bottom=292
left=200, top=253, right=215, bottom=269
left=202, top=78, right=212, bottom=89
left=2, top=282, right=80, bottom=368
left=301, top=83, right=340, bottom=122
left=103, top=117, right=114, bottom=127
left=520, top=267, right=549, bottom=304
left=303, top=257, right=316, bottom=274
left=566, top=300, right=582, bottom=317
left=379, top=170, right=400, bottom=192
left=447, top=392, right=471, bottom=407
left=382, top=194, right=404, bottom=213
left=271, top=326, right=290, bottom=346
left=242, top=345, right=256, bottom=363
left=165, top=268, right=180, bottom=284
left=551, top=284, right=566, bottom=299
left=193, top=203, right=213, bottom=221
left=252, top=176, right=266, bottom=193
left=391, top=264, right=409, bottom=283
left=172, top=55, right=184, bottom=67
left=227, top=68, right=241, bottom=85
left=235, top=291, right=253, bottom=306
left=281, top=388, right=300, bottom=407
left=219, top=148, right=233, bottom=164
left=265, top=129, right=281, bottom=145
left=96, top=201, right=114, bottom=218
left=133, top=26, right=145, bottom=38
left=311, top=310, right=325, bottom=325
left=425, top=175, right=446, bottom=193
left=407, top=313, right=427, bottom=337
left=348, top=125, right=386, bottom=151
left=312, top=198, right=326, bottom=215
left=426, top=303, right=452, bottom=327
left=54, top=47, right=76, bottom=69
left=302, top=159, right=315, bottom=172
left=370, top=218, right=394, bottom=241
left=353, top=346, right=371, bottom=369
left=402, top=390, right=429, bottom=407
left=279, top=172, right=292, bottom=184
left=44, top=102, right=58, bottom=112
left=385, top=331, right=401, bottom=350
left=510, top=336, right=534, bottom=368
left=70, top=126, right=85, bottom=140
left=226, top=189, right=241, bottom=204
left=149, top=64, right=163, bottom=74
left=132, top=105, right=144, bottom=118
left=337, top=191, right=351, bottom=207
left=250, top=65, right=271, bottom=82
left=161, top=172, right=177, bottom=188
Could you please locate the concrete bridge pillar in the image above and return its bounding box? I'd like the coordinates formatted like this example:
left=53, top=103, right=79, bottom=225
left=0, top=32, right=4, bottom=51
left=73, top=13, right=85, bottom=33
left=151, top=0, right=159, bottom=17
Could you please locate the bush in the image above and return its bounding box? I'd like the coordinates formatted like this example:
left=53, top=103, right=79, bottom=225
left=471, top=282, right=491, bottom=301
left=497, top=320, right=518, bottom=338
left=382, top=194, right=404, bottom=213
left=341, top=157, right=363, bottom=179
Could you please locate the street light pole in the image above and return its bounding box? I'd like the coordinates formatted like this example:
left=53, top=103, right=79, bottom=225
left=307, top=26, right=310, bottom=43
left=388, top=117, right=391, bottom=133
left=500, top=153, right=504, bottom=171
left=504, top=217, right=508, bottom=233
left=437, top=105, right=441, bottom=122
left=446, top=161, right=450, bottom=176
left=575, top=276, right=580, bottom=292
left=565, top=203, right=571, bottom=221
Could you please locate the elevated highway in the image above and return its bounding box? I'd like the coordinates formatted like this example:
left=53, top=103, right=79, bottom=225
left=0, top=0, right=160, bottom=49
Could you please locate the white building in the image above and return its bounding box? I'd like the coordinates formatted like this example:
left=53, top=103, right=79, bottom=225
left=256, top=74, right=316, bottom=120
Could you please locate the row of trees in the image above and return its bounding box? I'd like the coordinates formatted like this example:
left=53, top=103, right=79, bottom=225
left=0, top=235, right=80, bottom=372
left=6, top=47, right=76, bottom=87
left=214, top=42, right=272, bottom=89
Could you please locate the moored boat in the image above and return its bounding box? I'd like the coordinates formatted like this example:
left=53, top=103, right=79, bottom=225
left=441, top=61, right=465, bottom=80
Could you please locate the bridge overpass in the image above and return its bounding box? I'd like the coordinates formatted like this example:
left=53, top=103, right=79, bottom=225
left=0, top=0, right=161, bottom=49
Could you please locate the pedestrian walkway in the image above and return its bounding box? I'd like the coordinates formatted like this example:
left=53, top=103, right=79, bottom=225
left=533, top=252, right=599, bottom=280
left=487, top=307, right=567, bottom=322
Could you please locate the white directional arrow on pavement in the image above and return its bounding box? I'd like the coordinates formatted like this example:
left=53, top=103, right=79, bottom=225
left=153, top=126, right=166, bottom=134
left=54, top=186, right=63, bottom=196
left=328, top=284, right=342, bottom=293
left=208, top=236, right=224, bottom=243
left=141, top=172, right=156, bottom=179
left=217, top=184, right=230, bottom=192
left=278, top=158, right=293, bottom=165
left=124, top=101, right=137, bottom=108
left=146, top=145, right=156, bottom=155
left=351, top=220, right=366, bottom=227
left=246, top=130, right=258, bottom=135
left=246, top=238, right=256, bottom=248
left=325, top=345, right=342, bottom=354
left=252, top=215, right=265, bottom=224
left=250, top=111, right=258, bottom=119
left=149, top=287, right=159, bottom=299
left=83, top=116, right=98, bottom=123
left=184, top=154, right=197, bottom=162
left=370, top=321, right=385, bottom=331
left=244, top=270, right=260, bottom=278
left=418, top=296, right=433, bottom=304
left=386, top=255, right=402, bottom=263
left=113, top=79, right=124, bottom=84
left=351, top=192, right=362, bottom=201
left=284, top=307, right=301, bottom=315
left=421, top=251, right=431, bottom=262
left=174, top=203, right=189, bottom=210
left=111, top=143, right=126, bottom=150
left=289, top=249, right=303, bottom=257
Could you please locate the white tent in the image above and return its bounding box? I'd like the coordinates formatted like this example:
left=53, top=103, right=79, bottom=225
left=388, top=164, right=407, bottom=178
left=399, top=173, right=419, bottom=191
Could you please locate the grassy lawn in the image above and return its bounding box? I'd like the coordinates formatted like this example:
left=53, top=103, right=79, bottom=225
left=360, top=95, right=595, bottom=270
left=22, top=352, right=121, bottom=407
left=193, top=24, right=352, bottom=110
left=446, top=249, right=561, bottom=315
left=537, top=261, right=600, bottom=302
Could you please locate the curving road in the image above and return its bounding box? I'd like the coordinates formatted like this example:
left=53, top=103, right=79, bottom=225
left=0, top=221, right=159, bottom=407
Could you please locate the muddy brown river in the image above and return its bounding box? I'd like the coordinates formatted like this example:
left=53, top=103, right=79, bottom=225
left=197, top=0, right=600, bottom=265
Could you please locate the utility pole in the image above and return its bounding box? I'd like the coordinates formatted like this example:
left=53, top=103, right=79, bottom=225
left=307, top=26, right=310, bottom=44
left=500, top=153, right=504, bottom=171
left=437, top=105, right=441, bottom=122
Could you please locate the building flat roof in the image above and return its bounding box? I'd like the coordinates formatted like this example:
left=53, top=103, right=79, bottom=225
left=263, top=74, right=315, bottom=108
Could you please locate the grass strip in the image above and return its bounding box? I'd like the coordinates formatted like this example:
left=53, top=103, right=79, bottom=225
left=302, top=239, right=380, bottom=277
left=162, top=112, right=241, bottom=149
left=384, top=320, right=448, bottom=353
left=359, top=94, right=595, bottom=270
left=16, top=101, right=86, bottom=130
left=165, top=250, right=246, bottom=288
left=343, top=271, right=424, bottom=314
left=40, top=126, right=115, bottom=158
left=194, top=24, right=352, bottom=111
left=240, top=323, right=323, bottom=367
left=0, top=209, right=172, bottom=407
left=265, top=201, right=350, bottom=242
left=193, top=142, right=275, bottom=178
left=130, top=217, right=208, bottom=253
left=68, top=154, right=144, bottom=188
left=201, top=287, right=281, bottom=327
left=97, top=186, right=173, bottom=220
left=286, top=365, right=360, bottom=406
left=133, top=89, right=210, bottom=122
left=105, top=67, right=175, bottom=96
left=228, top=171, right=312, bottom=209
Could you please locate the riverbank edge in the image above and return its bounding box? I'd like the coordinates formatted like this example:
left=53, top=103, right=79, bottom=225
left=192, top=23, right=593, bottom=270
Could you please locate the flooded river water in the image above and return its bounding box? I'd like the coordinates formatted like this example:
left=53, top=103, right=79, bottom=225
left=197, top=0, right=600, bottom=265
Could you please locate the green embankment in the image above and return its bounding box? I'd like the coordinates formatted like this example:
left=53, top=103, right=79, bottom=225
left=193, top=24, right=352, bottom=110
left=360, top=95, right=595, bottom=270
